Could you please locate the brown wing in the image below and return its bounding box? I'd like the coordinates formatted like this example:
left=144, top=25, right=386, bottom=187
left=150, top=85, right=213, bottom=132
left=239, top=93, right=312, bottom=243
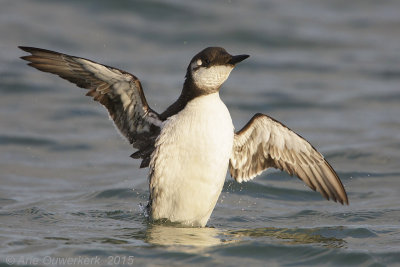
left=229, top=113, right=348, bottom=204
left=19, top=46, right=162, bottom=166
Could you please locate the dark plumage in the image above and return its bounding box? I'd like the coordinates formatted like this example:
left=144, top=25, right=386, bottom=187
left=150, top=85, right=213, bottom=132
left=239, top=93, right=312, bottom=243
left=19, top=46, right=161, bottom=167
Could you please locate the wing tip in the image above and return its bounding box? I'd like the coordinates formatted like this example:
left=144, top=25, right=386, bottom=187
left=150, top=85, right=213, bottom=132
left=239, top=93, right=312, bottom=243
left=337, top=197, right=349, bottom=206
left=18, top=45, right=30, bottom=52
left=19, top=46, right=52, bottom=53
left=341, top=195, right=349, bottom=205
left=19, top=46, right=42, bottom=55
left=19, top=46, right=48, bottom=63
left=19, top=46, right=35, bottom=62
left=324, top=160, right=349, bottom=205
left=326, top=191, right=349, bottom=205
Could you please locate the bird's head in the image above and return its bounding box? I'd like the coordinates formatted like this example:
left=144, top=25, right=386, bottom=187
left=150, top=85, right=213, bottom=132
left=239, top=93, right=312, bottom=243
left=186, top=47, right=249, bottom=94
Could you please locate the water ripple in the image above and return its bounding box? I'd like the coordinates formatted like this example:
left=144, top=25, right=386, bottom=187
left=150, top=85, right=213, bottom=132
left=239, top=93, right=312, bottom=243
left=0, top=134, right=92, bottom=151
left=0, top=135, right=56, bottom=146
left=90, top=188, right=138, bottom=199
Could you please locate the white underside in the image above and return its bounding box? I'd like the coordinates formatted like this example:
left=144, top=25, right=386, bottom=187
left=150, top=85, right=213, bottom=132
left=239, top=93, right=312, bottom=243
left=149, top=92, right=234, bottom=227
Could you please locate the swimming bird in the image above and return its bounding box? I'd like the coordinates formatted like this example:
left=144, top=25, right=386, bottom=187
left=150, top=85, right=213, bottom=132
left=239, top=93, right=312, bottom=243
left=19, top=46, right=348, bottom=227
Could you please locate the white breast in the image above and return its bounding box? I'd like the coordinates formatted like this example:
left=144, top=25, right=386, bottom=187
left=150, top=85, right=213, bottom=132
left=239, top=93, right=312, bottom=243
left=149, top=92, right=234, bottom=227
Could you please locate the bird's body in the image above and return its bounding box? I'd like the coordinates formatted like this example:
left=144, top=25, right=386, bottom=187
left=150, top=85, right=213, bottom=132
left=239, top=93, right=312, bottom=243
left=20, top=46, right=348, bottom=227
left=150, top=92, right=233, bottom=226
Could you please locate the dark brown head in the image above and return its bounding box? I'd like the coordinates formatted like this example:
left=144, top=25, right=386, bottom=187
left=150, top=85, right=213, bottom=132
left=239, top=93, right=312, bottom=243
left=161, top=47, right=249, bottom=119
left=185, top=47, right=249, bottom=94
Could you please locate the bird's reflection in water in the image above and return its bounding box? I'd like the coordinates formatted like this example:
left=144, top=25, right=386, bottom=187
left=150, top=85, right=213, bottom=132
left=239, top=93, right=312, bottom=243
left=141, top=222, right=345, bottom=249
left=144, top=222, right=225, bottom=247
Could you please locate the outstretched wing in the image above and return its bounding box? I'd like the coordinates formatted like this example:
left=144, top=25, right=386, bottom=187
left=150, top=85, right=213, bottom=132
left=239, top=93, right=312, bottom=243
left=19, top=46, right=162, bottom=167
left=229, top=113, right=348, bottom=204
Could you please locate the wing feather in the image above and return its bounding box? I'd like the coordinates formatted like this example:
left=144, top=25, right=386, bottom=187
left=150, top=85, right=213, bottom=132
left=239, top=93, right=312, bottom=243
left=229, top=113, right=348, bottom=204
left=19, top=46, right=162, bottom=166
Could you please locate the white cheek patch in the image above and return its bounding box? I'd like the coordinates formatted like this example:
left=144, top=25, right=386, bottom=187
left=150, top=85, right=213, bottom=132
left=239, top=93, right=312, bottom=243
left=192, top=65, right=234, bottom=90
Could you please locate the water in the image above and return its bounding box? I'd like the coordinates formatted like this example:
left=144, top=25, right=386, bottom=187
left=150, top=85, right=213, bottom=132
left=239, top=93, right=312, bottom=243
left=1, top=0, right=400, bottom=266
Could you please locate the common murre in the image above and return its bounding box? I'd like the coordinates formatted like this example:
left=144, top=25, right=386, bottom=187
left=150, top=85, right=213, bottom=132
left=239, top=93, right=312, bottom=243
left=19, top=46, right=349, bottom=227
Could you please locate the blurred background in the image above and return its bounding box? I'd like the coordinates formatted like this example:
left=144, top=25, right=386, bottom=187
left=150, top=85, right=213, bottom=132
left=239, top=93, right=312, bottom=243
left=1, top=0, right=400, bottom=266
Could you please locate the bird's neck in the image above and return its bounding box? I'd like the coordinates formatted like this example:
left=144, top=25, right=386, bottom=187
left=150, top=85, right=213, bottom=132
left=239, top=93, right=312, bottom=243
left=160, top=75, right=219, bottom=120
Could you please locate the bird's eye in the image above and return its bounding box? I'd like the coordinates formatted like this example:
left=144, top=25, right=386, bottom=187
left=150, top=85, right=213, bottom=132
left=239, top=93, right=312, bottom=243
left=204, top=59, right=210, bottom=66
left=196, top=59, right=202, bottom=66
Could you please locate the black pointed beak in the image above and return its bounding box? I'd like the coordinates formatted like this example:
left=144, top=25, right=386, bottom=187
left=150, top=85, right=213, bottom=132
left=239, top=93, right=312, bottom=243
left=228, top=54, right=249, bottom=65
